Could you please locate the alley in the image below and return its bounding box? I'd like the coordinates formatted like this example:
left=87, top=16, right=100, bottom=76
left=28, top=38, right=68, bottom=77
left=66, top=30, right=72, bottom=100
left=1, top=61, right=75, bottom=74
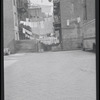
left=4, top=51, right=96, bottom=100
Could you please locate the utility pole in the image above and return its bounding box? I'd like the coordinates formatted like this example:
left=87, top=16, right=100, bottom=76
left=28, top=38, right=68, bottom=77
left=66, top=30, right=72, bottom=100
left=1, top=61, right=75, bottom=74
left=83, top=0, right=87, bottom=21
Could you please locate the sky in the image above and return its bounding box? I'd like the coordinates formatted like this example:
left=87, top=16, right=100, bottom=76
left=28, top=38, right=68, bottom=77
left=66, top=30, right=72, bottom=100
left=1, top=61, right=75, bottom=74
left=30, top=0, right=53, bottom=6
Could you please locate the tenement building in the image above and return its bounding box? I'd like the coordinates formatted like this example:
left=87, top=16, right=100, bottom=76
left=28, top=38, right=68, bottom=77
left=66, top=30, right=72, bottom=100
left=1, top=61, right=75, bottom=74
left=3, top=0, right=29, bottom=53
left=53, top=0, right=95, bottom=50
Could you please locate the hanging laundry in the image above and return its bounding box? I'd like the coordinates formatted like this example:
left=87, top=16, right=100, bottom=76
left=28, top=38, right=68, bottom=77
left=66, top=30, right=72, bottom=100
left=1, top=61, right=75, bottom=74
left=20, top=21, right=24, bottom=24
left=23, top=28, right=25, bottom=34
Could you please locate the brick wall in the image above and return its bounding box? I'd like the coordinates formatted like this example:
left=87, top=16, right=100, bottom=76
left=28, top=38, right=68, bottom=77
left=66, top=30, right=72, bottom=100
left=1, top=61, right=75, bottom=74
left=60, top=0, right=72, bottom=28
left=62, top=28, right=82, bottom=50
left=60, top=0, right=83, bottom=50
left=15, top=40, right=38, bottom=53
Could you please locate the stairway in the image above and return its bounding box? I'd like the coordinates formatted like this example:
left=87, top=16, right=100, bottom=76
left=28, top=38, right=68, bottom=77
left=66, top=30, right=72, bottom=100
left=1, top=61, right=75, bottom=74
left=15, top=40, right=38, bottom=53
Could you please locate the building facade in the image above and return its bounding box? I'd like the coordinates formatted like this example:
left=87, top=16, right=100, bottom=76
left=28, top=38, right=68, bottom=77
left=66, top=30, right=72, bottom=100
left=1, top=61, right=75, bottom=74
left=17, top=0, right=29, bottom=40
left=28, top=5, right=43, bottom=22
left=17, top=0, right=29, bottom=21
left=3, top=0, right=19, bottom=53
left=83, top=0, right=95, bottom=22
left=53, top=0, right=61, bottom=41
left=3, top=0, right=29, bottom=53
left=28, top=5, right=53, bottom=36
left=53, top=0, right=95, bottom=50
left=81, top=0, right=96, bottom=51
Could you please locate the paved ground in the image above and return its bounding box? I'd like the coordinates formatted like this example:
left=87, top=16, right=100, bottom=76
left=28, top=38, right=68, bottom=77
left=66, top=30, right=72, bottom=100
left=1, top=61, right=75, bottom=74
left=4, top=50, right=96, bottom=100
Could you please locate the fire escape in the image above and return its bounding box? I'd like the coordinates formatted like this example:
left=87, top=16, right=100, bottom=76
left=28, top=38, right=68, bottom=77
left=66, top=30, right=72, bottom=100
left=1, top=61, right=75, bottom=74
left=17, top=0, right=29, bottom=21
left=53, top=0, right=62, bottom=48
left=17, top=0, right=30, bottom=40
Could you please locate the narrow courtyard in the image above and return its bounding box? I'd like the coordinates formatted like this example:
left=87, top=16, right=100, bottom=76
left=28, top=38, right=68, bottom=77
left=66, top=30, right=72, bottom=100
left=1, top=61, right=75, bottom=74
left=4, top=50, right=96, bottom=100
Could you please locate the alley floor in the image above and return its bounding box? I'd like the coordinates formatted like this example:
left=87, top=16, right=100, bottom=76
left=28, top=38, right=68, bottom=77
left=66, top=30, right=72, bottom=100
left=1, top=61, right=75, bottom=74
left=4, top=50, right=96, bottom=100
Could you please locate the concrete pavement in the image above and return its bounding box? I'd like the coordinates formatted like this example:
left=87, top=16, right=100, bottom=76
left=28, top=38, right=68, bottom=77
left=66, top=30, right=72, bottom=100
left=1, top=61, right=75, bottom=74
left=4, top=50, right=96, bottom=100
